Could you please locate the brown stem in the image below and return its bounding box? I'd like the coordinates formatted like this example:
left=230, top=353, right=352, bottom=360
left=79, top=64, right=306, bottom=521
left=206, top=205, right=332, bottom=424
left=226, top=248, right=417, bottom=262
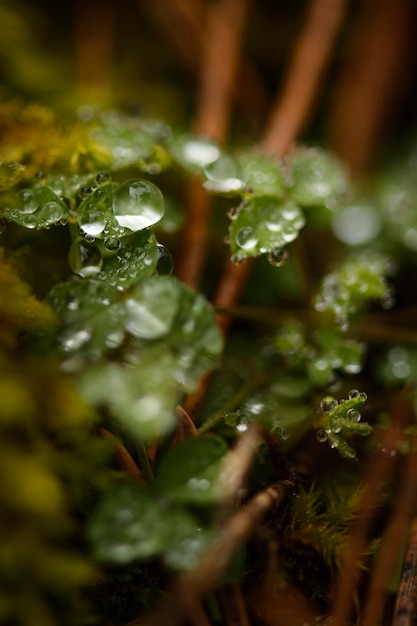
left=74, top=0, right=115, bottom=103
left=327, top=0, right=417, bottom=174
left=176, top=0, right=251, bottom=288
left=261, top=0, right=349, bottom=156
left=361, top=451, right=417, bottom=626
left=392, top=517, right=417, bottom=626
left=331, top=393, right=412, bottom=626
left=98, top=427, right=144, bottom=484
left=217, top=584, right=252, bottom=626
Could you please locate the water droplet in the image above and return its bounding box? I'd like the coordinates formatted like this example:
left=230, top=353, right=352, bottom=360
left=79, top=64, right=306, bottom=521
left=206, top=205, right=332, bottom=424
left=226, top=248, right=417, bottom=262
left=180, top=138, right=221, bottom=168
left=231, top=254, right=247, bottom=265
left=18, top=188, right=40, bottom=214
left=68, top=240, right=103, bottom=277
left=227, top=206, right=239, bottom=220
left=358, top=391, right=367, bottom=400
left=104, top=237, right=121, bottom=251
left=41, top=201, right=64, bottom=223
left=347, top=389, right=360, bottom=399
left=61, top=327, right=92, bottom=351
left=267, top=247, right=288, bottom=267
left=320, top=396, right=338, bottom=412
left=78, top=205, right=107, bottom=237
left=347, top=408, right=361, bottom=422
left=95, top=171, right=110, bottom=185
left=316, top=429, right=328, bottom=442
left=79, top=186, right=94, bottom=198
left=156, top=244, right=174, bottom=275
left=236, top=226, right=258, bottom=250
left=113, top=179, right=164, bottom=231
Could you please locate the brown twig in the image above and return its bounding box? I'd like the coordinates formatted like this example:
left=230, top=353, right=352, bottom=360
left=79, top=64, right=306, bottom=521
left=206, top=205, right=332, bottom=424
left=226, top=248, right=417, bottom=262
left=213, top=0, right=349, bottom=333
left=331, top=394, right=412, bottom=626
left=361, top=451, right=417, bottom=625
left=217, top=584, right=252, bottom=626
left=74, top=0, right=115, bottom=103
left=261, top=0, right=349, bottom=156
left=98, top=427, right=144, bottom=484
left=392, top=517, right=417, bottom=626
left=177, top=0, right=251, bottom=288
left=328, top=0, right=417, bottom=174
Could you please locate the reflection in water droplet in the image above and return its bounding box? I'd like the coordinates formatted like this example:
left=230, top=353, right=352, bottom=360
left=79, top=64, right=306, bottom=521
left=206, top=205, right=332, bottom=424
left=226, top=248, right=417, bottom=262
left=347, top=389, right=360, bottom=399
left=267, top=247, right=288, bottom=267
left=79, top=186, right=94, bottom=198
left=113, top=179, right=164, bottom=231
left=61, top=327, right=92, bottom=351
left=236, top=226, right=258, bottom=250
left=95, top=171, right=110, bottom=185
left=320, top=396, right=338, bottom=412
left=231, top=254, right=247, bottom=265
left=19, top=189, right=40, bottom=214
left=316, top=429, right=328, bottom=442
left=104, top=237, right=121, bottom=251
left=68, top=240, right=103, bottom=277
left=347, top=408, right=361, bottom=422
left=41, top=201, right=64, bottom=223
left=79, top=206, right=107, bottom=237
left=156, top=244, right=174, bottom=275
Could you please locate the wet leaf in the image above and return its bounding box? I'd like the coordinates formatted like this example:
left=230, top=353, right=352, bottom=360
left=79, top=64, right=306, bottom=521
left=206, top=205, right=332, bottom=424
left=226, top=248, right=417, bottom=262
left=228, top=195, right=305, bottom=260
left=156, top=436, right=228, bottom=504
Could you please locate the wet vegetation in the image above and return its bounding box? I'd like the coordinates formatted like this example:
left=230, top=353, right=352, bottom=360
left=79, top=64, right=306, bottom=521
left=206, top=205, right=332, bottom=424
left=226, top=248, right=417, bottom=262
left=1, top=1, right=417, bottom=625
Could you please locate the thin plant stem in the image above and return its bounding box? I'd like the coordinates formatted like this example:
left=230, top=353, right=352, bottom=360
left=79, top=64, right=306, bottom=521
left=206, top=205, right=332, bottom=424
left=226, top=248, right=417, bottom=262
left=361, top=451, right=417, bottom=626
left=177, top=0, right=251, bottom=288
left=328, top=0, right=417, bottom=174
left=331, top=393, right=412, bottom=626
left=392, top=517, right=417, bottom=626
left=261, top=0, right=349, bottom=156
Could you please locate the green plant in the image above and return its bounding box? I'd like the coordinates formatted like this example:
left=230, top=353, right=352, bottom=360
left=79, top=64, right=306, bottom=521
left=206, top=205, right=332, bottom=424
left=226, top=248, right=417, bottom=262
left=1, top=2, right=417, bottom=625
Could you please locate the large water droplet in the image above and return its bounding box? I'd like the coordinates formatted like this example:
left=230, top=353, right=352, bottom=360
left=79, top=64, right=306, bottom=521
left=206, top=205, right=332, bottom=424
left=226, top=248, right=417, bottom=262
left=68, top=240, right=103, bottom=277
left=18, top=189, right=40, bottom=214
left=78, top=205, right=107, bottom=237
left=347, top=408, right=361, bottom=422
left=41, top=200, right=65, bottom=224
left=236, top=226, right=258, bottom=250
left=113, top=179, right=164, bottom=231
left=320, top=396, right=338, bottom=412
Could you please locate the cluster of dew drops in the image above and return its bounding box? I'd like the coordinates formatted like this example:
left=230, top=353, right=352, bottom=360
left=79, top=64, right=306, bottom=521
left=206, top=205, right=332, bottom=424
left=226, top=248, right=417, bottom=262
left=316, top=389, right=367, bottom=444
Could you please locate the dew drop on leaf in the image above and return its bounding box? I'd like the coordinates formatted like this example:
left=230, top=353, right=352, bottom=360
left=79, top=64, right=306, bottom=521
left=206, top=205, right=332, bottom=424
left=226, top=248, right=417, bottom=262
left=347, top=408, right=361, bottom=422
left=347, top=389, right=360, bottom=399
left=156, top=243, right=174, bottom=275
left=320, top=396, right=338, bottom=412
left=95, top=171, right=110, bottom=185
left=68, top=240, right=103, bottom=277
left=79, top=186, right=94, bottom=198
left=40, top=200, right=65, bottom=224
left=316, top=429, right=328, bottom=442
left=112, top=179, right=164, bottom=231
left=78, top=205, right=107, bottom=237
left=18, top=188, right=40, bottom=214
left=104, top=237, right=121, bottom=251
left=267, top=247, right=288, bottom=267
left=236, top=226, right=258, bottom=250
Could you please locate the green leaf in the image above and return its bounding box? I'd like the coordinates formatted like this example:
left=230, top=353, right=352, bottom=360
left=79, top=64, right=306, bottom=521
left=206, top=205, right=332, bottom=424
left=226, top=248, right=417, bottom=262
left=2, top=184, right=68, bottom=229
left=46, top=279, right=126, bottom=361
left=97, top=230, right=159, bottom=289
left=156, top=436, right=228, bottom=504
left=238, top=151, right=285, bottom=196
left=88, top=486, right=170, bottom=564
left=285, top=147, right=348, bottom=208
left=228, top=195, right=305, bottom=260
left=314, top=251, right=394, bottom=330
